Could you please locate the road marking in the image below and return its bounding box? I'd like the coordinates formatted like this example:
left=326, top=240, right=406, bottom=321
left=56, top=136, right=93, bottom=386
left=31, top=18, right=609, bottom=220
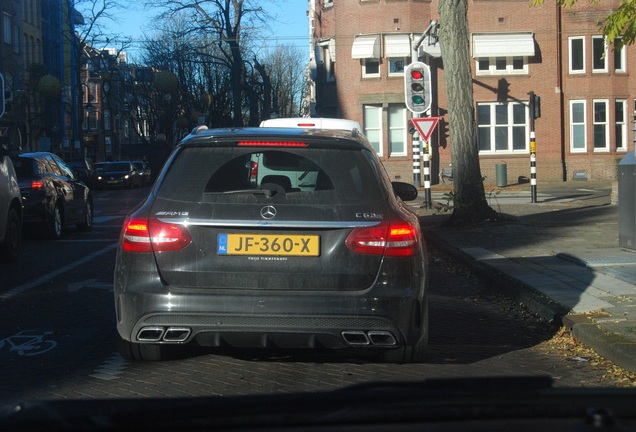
left=68, top=279, right=113, bottom=293
left=0, top=244, right=117, bottom=301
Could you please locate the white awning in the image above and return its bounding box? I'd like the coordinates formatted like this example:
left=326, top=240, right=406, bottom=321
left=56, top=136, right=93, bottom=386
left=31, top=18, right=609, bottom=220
left=384, top=34, right=411, bottom=57
left=472, top=33, right=535, bottom=58
left=328, top=38, right=336, bottom=62
left=351, top=35, right=380, bottom=59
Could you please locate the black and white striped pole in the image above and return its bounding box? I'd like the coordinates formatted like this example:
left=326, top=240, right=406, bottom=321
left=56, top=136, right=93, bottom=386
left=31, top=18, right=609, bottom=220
left=412, top=130, right=421, bottom=187
left=528, top=91, right=540, bottom=203
left=422, top=138, right=432, bottom=209
left=530, top=131, right=537, bottom=203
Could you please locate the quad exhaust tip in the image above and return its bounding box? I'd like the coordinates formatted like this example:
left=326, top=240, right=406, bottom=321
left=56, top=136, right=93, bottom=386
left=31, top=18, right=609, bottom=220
left=341, top=330, right=396, bottom=346
left=137, top=326, right=191, bottom=343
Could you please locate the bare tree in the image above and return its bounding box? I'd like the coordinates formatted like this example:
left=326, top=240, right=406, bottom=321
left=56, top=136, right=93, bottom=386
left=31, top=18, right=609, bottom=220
left=438, top=0, right=497, bottom=225
left=263, top=44, right=306, bottom=118
left=144, top=0, right=270, bottom=126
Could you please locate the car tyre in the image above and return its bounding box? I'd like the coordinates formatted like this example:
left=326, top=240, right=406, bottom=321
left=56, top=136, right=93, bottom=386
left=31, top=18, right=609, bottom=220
left=0, top=208, right=22, bottom=262
left=77, top=199, right=93, bottom=231
left=117, top=334, right=170, bottom=361
left=378, top=298, right=428, bottom=364
left=44, top=203, right=63, bottom=240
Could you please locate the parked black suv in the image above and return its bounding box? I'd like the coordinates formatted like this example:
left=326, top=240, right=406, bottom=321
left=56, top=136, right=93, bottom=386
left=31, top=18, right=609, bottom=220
left=114, top=127, right=428, bottom=363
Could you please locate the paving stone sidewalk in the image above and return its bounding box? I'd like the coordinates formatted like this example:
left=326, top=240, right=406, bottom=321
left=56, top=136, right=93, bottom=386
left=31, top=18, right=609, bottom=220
left=413, top=183, right=636, bottom=374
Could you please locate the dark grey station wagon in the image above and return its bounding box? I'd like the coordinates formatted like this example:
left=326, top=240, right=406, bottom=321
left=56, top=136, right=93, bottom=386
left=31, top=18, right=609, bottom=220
left=114, top=126, right=429, bottom=363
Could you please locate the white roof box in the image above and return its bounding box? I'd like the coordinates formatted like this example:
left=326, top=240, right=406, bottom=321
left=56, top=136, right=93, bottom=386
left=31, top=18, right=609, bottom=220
left=260, top=117, right=362, bottom=132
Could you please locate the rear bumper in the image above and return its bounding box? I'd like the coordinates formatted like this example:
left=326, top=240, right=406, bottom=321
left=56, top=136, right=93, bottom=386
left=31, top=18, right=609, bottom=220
left=114, top=277, right=426, bottom=350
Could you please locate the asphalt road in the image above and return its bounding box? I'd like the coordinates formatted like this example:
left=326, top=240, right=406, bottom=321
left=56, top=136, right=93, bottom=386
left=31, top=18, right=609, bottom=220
left=0, top=186, right=624, bottom=406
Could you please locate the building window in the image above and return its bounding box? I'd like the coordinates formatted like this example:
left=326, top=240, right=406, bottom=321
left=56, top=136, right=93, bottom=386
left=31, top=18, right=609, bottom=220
left=363, top=105, right=383, bottom=156
left=593, top=100, right=609, bottom=151
left=477, top=102, right=528, bottom=153
left=388, top=105, right=407, bottom=156
left=105, top=137, right=112, bottom=154
left=615, top=99, right=627, bottom=152
left=362, top=59, right=380, bottom=77
left=318, top=39, right=336, bottom=82
left=569, top=37, right=585, bottom=74
left=592, top=36, right=607, bottom=72
left=476, top=56, right=528, bottom=75
left=84, top=111, right=99, bottom=130
left=104, top=110, right=112, bottom=131
left=388, top=58, right=406, bottom=76
left=3, top=13, right=11, bottom=44
left=614, top=37, right=626, bottom=73
left=570, top=100, right=586, bottom=152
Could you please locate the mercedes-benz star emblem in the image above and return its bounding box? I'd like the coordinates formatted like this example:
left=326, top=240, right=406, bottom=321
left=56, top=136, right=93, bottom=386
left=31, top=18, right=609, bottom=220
left=260, top=206, right=277, bottom=219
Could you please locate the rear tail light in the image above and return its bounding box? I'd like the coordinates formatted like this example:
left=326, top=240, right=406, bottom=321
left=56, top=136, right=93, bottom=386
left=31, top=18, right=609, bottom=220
left=248, top=161, right=258, bottom=184
left=31, top=180, right=44, bottom=190
left=121, top=216, right=192, bottom=253
left=345, top=220, right=420, bottom=257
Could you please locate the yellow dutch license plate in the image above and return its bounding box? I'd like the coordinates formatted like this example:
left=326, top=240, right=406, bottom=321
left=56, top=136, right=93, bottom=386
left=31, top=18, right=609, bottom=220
left=217, top=233, right=320, bottom=256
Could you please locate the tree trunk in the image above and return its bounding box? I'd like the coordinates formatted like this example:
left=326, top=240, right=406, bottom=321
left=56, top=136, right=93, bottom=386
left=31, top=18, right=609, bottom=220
left=438, top=0, right=498, bottom=226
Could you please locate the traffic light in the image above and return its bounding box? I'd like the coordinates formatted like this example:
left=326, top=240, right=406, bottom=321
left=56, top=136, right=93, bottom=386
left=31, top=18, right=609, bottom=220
left=528, top=91, right=541, bottom=119
left=404, top=62, right=431, bottom=113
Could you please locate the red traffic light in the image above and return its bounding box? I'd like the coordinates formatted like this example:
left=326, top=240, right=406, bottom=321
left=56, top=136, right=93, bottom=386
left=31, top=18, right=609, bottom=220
left=410, top=70, right=424, bottom=80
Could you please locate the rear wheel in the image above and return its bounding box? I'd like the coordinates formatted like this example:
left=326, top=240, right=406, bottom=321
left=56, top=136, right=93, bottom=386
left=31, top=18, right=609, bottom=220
left=0, top=208, right=21, bottom=262
left=117, top=334, right=170, bottom=361
left=77, top=199, right=93, bottom=231
left=44, top=203, right=63, bottom=240
left=379, top=298, right=429, bottom=364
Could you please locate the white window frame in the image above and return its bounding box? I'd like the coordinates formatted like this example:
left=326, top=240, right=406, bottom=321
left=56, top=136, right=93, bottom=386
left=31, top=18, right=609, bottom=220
left=475, top=56, right=528, bottom=75
left=570, top=100, right=587, bottom=153
left=388, top=105, right=407, bottom=157
left=388, top=57, right=407, bottom=76
left=477, top=102, right=529, bottom=154
left=362, top=58, right=380, bottom=78
left=615, top=99, right=628, bottom=152
left=592, top=35, right=608, bottom=73
left=363, top=105, right=383, bottom=156
left=592, top=99, right=609, bottom=152
left=614, top=37, right=626, bottom=73
left=569, top=36, right=585, bottom=74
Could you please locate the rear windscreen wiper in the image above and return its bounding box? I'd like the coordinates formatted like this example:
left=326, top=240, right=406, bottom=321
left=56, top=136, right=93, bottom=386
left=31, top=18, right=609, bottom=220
left=204, top=189, right=274, bottom=197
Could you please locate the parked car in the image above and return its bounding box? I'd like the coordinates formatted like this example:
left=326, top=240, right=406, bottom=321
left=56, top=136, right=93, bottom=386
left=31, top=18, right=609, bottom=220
left=0, top=147, right=22, bottom=261
left=260, top=117, right=363, bottom=132
left=66, top=158, right=98, bottom=189
left=96, top=161, right=142, bottom=189
left=114, top=126, right=428, bottom=362
left=132, top=160, right=151, bottom=186
left=11, top=152, right=93, bottom=240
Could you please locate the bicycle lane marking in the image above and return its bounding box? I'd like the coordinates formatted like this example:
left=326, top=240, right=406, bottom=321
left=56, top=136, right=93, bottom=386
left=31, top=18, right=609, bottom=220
left=0, top=243, right=117, bottom=301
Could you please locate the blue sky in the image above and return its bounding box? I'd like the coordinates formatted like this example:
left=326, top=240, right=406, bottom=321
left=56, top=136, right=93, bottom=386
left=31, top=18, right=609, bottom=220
left=105, top=1, right=310, bottom=60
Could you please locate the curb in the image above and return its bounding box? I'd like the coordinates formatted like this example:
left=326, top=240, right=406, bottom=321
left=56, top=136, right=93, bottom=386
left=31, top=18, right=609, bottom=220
left=423, top=225, right=636, bottom=375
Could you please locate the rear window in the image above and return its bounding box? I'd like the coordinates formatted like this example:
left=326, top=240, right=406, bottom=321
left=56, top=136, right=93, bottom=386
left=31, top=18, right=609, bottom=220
left=157, top=146, right=385, bottom=205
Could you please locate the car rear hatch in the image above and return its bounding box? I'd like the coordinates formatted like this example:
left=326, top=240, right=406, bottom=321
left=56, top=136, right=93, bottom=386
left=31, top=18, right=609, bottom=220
left=123, top=135, right=411, bottom=292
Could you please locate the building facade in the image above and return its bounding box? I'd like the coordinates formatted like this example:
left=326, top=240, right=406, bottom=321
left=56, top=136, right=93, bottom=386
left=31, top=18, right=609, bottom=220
left=309, top=0, right=636, bottom=184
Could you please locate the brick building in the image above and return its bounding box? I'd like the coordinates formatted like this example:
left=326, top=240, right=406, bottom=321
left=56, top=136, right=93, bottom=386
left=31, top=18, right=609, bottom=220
left=309, top=0, right=635, bottom=184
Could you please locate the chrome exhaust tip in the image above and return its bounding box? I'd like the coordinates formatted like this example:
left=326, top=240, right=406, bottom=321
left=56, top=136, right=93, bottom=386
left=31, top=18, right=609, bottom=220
left=368, top=331, right=397, bottom=346
left=137, top=327, right=165, bottom=342
left=163, top=327, right=191, bottom=342
left=341, top=330, right=370, bottom=345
